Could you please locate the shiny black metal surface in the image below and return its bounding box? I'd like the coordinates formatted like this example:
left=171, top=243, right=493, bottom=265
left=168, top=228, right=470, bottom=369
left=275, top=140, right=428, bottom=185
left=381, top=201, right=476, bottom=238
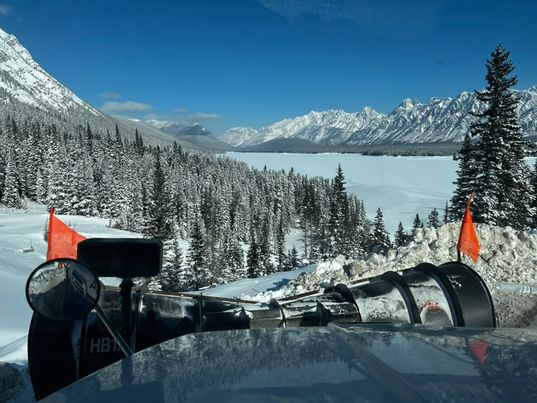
left=44, top=324, right=537, bottom=402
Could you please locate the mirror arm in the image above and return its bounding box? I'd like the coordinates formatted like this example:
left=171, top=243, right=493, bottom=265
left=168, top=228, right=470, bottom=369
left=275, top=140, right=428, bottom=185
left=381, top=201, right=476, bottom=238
left=94, top=304, right=134, bottom=357
left=119, top=278, right=134, bottom=350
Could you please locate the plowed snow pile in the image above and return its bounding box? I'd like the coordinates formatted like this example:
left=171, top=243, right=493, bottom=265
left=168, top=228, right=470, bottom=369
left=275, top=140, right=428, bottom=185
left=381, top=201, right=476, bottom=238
left=248, top=223, right=537, bottom=327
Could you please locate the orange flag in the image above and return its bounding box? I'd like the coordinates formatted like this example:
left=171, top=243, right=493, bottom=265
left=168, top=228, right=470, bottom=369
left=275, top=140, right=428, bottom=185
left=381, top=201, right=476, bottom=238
left=467, top=338, right=489, bottom=367
left=457, top=193, right=480, bottom=263
left=46, top=208, right=87, bottom=260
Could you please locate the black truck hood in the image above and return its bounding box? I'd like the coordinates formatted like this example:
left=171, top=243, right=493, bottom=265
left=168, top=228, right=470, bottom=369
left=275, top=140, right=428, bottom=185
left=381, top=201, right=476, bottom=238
left=45, top=323, right=537, bottom=402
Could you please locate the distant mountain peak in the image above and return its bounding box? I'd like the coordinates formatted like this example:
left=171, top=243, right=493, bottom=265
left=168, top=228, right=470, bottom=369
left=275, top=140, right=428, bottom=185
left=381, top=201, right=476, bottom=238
left=145, top=119, right=212, bottom=136
left=396, top=98, right=421, bottom=111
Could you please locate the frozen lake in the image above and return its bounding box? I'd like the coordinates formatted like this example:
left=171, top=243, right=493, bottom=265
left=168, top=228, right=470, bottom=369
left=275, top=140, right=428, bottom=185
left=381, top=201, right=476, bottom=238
left=227, top=152, right=458, bottom=235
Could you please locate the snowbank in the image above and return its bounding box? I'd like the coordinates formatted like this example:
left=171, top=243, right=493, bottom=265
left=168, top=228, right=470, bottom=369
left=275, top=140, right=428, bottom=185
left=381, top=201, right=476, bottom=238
left=249, top=223, right=537, bottom=327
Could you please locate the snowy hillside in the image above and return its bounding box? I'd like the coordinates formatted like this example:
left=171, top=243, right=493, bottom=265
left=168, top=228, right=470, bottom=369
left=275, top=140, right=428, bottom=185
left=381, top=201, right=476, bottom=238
left=0, top=28, right=98, bottom=115
left=223, top=87, right=537, bottom=147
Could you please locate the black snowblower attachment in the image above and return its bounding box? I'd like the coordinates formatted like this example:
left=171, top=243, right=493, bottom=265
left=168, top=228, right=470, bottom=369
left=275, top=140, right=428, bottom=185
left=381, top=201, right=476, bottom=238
left=25, top=238, right=495, bottom=400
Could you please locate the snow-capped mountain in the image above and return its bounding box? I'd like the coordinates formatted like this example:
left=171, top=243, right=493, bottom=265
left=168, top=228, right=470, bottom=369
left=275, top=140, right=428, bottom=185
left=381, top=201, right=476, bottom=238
left=146, top=120, right=212, bottom=136
left=0, top=28, right=100, bottom=116
left=224, top=87, right=537, bottom=147
left=144, top=119, right=234, bottom=151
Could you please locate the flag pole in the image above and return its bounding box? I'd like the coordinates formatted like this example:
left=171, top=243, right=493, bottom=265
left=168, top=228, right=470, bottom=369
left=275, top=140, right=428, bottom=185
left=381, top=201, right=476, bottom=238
left=46, top=207, right=54, bottom=261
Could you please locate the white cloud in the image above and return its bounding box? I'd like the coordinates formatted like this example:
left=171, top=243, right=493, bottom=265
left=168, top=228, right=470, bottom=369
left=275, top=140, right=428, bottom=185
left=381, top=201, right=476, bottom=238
left=144, top=109, right=222, bottom=125
left=188, top=112, right=222, bottom=122
left=100, top=101, right=154, bottom=114
left=0, top=4, right=13, bottom=17
left=99, top=91, right=122, bottom=101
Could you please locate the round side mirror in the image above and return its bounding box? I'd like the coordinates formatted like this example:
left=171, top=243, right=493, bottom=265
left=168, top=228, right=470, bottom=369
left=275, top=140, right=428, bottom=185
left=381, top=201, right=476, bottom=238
left=26, top=258, right=101, bottom=321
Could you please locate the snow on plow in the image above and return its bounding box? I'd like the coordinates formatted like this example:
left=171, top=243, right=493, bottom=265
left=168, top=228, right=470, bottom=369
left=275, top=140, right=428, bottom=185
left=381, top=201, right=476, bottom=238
left=25, top=239, right=496, bottom=400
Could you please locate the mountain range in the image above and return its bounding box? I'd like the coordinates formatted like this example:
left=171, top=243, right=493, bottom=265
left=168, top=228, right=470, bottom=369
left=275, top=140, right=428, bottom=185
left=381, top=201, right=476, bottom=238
left=223, top=88, right=537, bottom=148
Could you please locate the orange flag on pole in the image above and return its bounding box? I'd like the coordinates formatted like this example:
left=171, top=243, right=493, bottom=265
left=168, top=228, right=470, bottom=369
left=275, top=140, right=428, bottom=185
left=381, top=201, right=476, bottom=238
left=457, top=193, right=480, bottom=263
left=46, top=208, right=87, bottom=260
left=467, top=338, right=489, bottom=367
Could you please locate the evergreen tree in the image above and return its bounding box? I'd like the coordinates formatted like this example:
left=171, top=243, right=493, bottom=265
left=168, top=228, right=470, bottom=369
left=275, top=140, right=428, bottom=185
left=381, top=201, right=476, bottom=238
left=329, top=164, right=349, bottom=257
left=370, top=208, right=391, bottom=255
left=146, top=147, right=174, bottom=240
left=187, top=220, right=208, bottom=289
left=1, top=150, right=21, bottom=208
left=154, top=238, right=183, bottom=292
left=427, top=208, right=441, bottom=229
left=246, top=235, right=260, bottom=278
left=289, top=246, right=299, bottom=269
left=220, top=233, right=244, bottom=282
left=259, top=215, right=274, bottom=275
left=443, top=201, right=449, bottom=224
left=275, top=218, right=286, bottom=271
left=450, top=134, right=478, bottom=220
left=394, top=222, right=407, bottom=248
left=469, top=46, right=531, bottom=229
left=412, top=214, right=423, bottom=236
left=531, top=161, right=537, bottom=228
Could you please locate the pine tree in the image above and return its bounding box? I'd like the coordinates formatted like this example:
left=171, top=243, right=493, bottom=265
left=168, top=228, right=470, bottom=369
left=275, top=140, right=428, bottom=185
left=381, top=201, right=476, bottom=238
left=246, top=235, right=259, bottom=278
left=146, top=147, right=174, bottom=240
left=450, top=134, right=478, bottom=221
left=275, top=218, right=286, bottom=271
left=1, top=150, right=21, bottom=208
left=187, top=220, right=208, bottom=289
left=427, top=208, right=441, bottom=229
left=370, top=208, right=391, bottom=255
left=531, top=161, right=537, bottom=228
left=329, top=164, right=349, bottom=257
left=443, top=201, right=449, bottom=224
left=412, top=214, right=423, bottom=236
left=469, top=46, right=531, bottom=229
left=220, top=233, right=244, bottom=282
left=289, top=246, right=299, bottom=269
left=394, top=222, right=407, bottom=248
left=155, top=238, right=182, bottom=292
left=259, top=215, right=274, bottom=275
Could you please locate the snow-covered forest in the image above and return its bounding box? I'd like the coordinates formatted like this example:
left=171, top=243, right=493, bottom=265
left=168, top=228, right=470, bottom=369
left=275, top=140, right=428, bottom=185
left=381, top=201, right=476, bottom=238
left=0, top=117, right=389, bottom=291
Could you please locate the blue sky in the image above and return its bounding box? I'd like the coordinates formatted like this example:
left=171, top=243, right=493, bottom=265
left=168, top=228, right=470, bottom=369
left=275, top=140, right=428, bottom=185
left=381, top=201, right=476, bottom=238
left=1, top=0, right=536, bottom=134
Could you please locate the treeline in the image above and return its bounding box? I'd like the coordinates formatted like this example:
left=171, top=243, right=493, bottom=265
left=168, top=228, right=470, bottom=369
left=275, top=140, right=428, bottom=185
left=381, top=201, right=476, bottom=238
left=0, top=116, right=395, bottom=291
